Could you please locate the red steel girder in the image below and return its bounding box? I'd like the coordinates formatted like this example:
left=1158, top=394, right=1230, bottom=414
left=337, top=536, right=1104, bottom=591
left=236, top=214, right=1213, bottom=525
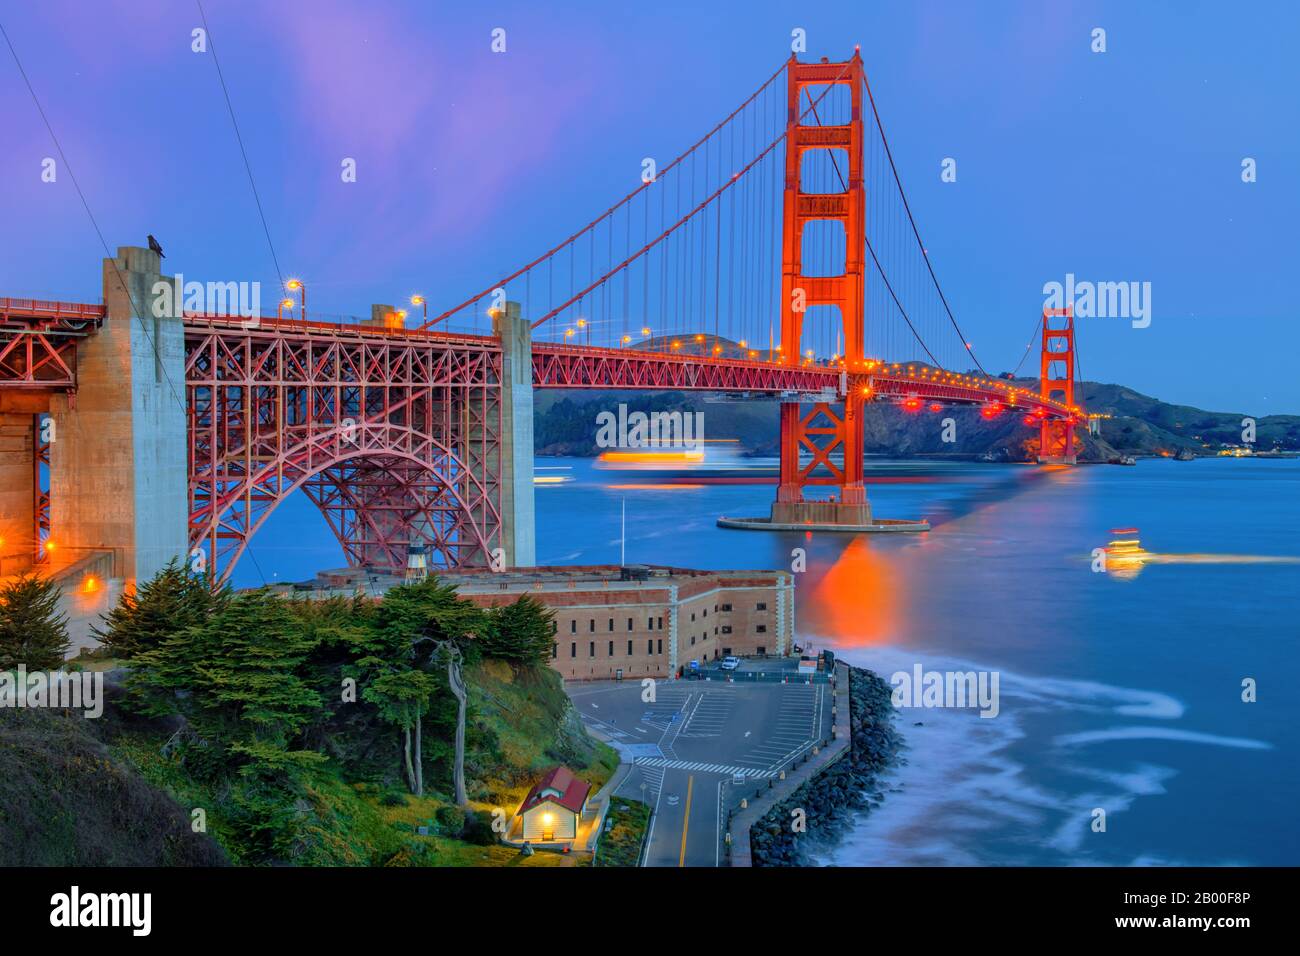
left=531, top=343, right=839, bottom=392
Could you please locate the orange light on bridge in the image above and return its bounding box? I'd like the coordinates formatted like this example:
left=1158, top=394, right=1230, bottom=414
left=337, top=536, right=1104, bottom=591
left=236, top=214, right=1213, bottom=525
left=285, top=279, right=306, bottom=320
left=83, top=576, right=98, bottom=593
left=411, top=294, right=428, bottom=322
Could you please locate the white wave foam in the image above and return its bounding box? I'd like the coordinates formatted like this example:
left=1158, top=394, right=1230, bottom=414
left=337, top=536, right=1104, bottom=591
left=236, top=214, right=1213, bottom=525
left=816, top=642, right=1270, bottom=866
left=1054, top=726, right=1272, bottom=750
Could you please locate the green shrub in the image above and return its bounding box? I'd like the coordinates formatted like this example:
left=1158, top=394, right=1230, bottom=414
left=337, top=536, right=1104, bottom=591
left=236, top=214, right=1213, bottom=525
left=460, top=808, right=497, bottom=845
left=436, top=804, right=466, bottom=833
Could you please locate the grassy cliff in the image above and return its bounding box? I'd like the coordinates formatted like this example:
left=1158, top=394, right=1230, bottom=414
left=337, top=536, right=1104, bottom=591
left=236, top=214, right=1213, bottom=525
left=0, top=702, right=227, bottom=866
left=1, top=658, right=614, bottom=867
left=113, top=658, right=616, bottom=866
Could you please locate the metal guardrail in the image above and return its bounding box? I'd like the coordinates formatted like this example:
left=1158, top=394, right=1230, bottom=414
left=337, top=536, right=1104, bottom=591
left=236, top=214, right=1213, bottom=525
left=0, top=298, right=106, bottom=322
left=684, top=668, right=833, bottom=684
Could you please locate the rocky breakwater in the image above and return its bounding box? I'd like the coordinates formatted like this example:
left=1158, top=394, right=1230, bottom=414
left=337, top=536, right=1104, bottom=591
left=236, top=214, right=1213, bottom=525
left=750, top=667, right=902, bottom=866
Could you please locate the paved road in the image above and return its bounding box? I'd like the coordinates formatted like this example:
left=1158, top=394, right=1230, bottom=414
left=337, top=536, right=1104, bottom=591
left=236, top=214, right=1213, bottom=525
left=567, top=669, right=829, bottom=867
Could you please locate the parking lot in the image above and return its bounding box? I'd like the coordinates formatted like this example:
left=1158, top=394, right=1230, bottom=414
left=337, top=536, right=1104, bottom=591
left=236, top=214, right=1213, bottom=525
left=567, top=660, right=831, bottom=866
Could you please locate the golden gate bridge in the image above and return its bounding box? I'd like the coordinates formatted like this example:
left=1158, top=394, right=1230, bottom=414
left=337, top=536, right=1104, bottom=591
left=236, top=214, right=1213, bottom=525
left=0, top=51, right=1082, bottom=589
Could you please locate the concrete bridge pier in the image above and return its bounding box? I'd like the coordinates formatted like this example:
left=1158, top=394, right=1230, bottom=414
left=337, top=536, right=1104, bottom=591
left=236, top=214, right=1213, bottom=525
left=47, top=246, right=189, bottom=591
left=0, top=401, right=41, bottom=575
left=493, top=302, right=536, bottom=568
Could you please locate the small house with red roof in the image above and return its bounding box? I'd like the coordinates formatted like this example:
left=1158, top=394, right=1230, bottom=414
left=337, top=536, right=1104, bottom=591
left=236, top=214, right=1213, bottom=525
left=518, top=766, right=591, bottom=843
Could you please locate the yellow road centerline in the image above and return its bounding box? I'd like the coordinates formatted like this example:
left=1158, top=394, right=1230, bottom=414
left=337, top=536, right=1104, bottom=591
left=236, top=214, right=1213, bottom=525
left=678, top=774, right=695, bottom=867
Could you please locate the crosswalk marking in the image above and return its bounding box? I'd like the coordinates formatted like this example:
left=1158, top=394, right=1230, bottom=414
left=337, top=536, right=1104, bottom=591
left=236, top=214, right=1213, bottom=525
left=633, top=756, right=779, bottom=778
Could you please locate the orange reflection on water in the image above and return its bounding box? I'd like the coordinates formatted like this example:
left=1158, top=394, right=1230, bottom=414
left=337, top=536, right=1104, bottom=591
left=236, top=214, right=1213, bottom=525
left=803, top=537, right=903, bottom=648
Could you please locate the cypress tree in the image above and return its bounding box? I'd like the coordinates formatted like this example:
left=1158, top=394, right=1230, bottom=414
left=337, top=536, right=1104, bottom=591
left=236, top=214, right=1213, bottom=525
left=479, top=595, right=555, bottom=665
left=0, top=574, right=69, bottom=670
left=93, top=558, right=226, bottom=660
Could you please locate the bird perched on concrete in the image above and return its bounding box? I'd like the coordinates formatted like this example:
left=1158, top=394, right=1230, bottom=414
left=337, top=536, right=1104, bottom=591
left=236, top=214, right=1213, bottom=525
left=147, top=234, right=165, bottom=258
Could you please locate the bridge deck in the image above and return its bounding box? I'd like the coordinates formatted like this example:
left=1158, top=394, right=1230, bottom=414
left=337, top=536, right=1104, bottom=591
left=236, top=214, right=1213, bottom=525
left=0, top=300, right=1077, bottom=420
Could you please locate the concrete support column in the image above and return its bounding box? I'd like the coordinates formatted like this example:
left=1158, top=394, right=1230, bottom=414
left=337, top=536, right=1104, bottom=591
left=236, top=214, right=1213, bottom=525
left=492, top=302, right=535, bottom=568
left=0, top=406, right=38, bottom=574
left=48, top=246, right=189, bottom=588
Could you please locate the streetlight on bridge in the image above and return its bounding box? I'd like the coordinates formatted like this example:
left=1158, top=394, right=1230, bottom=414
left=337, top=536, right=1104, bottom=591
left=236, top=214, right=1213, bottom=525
left=411, top=294, right=427, bottom=324
left=277, top=297, right=294, bottom=321
left=285, top=279, right=305, bottom=321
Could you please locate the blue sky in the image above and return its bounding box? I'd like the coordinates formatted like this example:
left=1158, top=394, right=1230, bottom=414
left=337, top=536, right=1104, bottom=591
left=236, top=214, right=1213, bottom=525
left=2, top=0, right=1297, bottom=411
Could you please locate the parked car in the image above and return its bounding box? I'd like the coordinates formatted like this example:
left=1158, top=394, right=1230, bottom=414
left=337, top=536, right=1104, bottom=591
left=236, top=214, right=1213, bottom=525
left=720, top=656, right=741, bottom=671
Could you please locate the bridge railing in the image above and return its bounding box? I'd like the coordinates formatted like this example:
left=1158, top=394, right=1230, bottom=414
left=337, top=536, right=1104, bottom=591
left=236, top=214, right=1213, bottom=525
left=180, top=311, right=497, bottom=347
left=0, top=298, right=106, bottom=324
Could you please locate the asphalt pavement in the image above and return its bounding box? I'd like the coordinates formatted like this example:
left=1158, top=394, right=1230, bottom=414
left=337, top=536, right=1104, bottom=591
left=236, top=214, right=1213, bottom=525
left=566, top=663, right=830, bottom=866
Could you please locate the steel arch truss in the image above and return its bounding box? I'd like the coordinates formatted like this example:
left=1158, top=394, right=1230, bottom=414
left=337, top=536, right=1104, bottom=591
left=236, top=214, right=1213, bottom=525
left=185, top=321, right=503, bottom=585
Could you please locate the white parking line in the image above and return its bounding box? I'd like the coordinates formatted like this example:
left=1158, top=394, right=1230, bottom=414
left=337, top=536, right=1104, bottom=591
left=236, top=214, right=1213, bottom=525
left=633, top=756, right=778, bottom=778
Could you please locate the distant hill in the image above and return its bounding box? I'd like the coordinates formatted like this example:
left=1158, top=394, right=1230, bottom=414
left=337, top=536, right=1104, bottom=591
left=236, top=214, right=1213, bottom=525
left=533, top=349, right=1298, bottom=461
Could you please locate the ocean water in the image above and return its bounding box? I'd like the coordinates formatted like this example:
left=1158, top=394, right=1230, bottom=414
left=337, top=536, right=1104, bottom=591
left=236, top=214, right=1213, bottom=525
left=247, top=455, right=1300, bottom=866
